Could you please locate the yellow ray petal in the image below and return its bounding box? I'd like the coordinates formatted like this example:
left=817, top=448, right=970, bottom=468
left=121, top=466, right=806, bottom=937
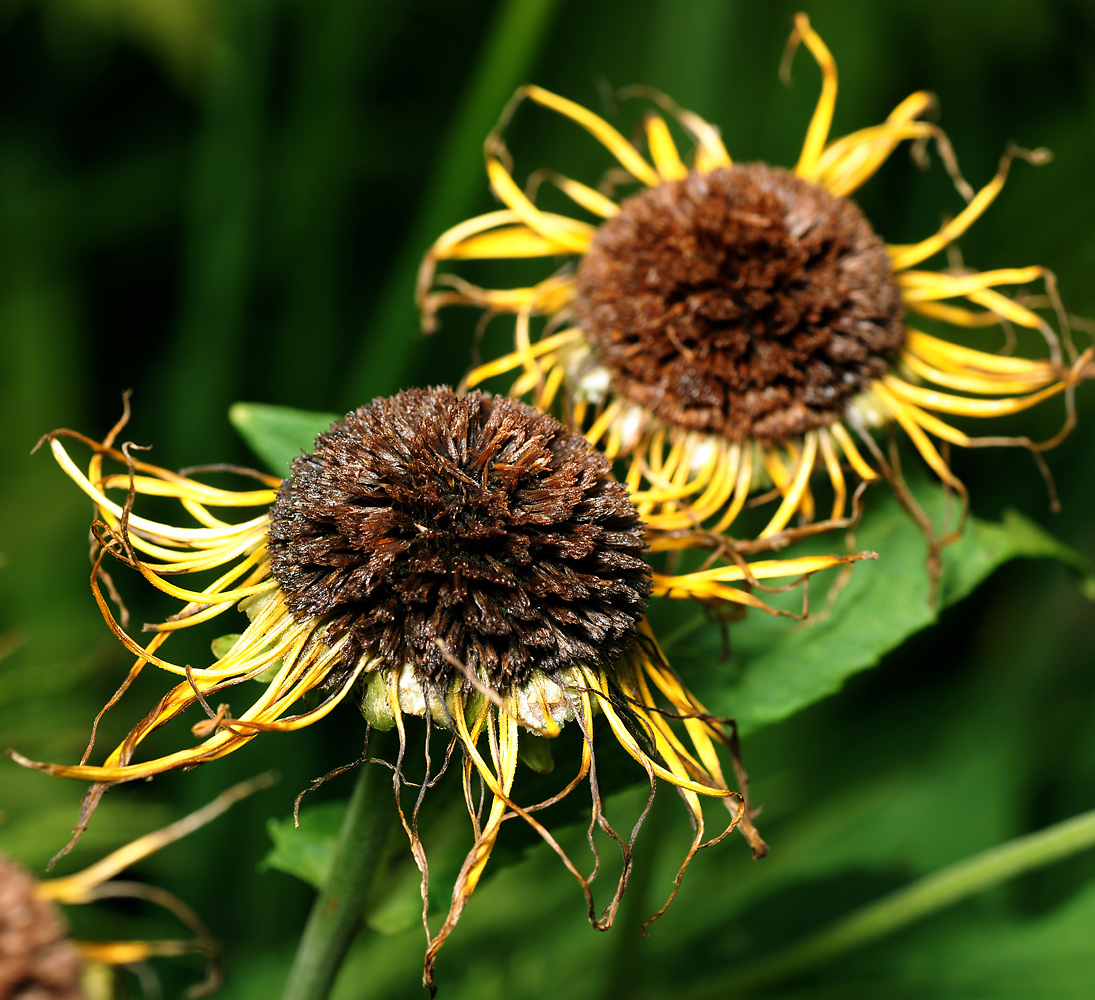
left=965, top=287, right=1055, bottom=335
left=818, top=427, right=847, bottom=520
left=683, top=441, right=741, bottom=522
left=653, top=553, right=860, bottom=590
left=465, top=328, right=584, bottom=387
left=441, top=226, right=566, bottom=259
left=486, top=157, right=595, bottom=253
left=426, top=209, right=526, bottom=257
left=871, top=381, right=964, bottom=489
left=94, top=475, right=276, bottom=508
left=760, top=431, right=819, bottom=537
left=52, top=439, right=268, bottom=545
left=585, top=398, right=625, bottom=448
left=75, top=940, right=199, bottom=964
left=887, top=150, right=1045, bottom=271
left=532, top=169, right=622, bottom=219
left=620, top=86, right=732, bottom=172
left=907, top=300, right=1007, bottom=327
left=881, top=373, right=1068, bottom=417
left=898, top=266, right=1047, bottom=302
left=709, top=443, right=755, bottom=534
left=829, top=420, right=879, bottom=480
left=901, top=349, right=1056, bottom=395
left=590, top=669, right=733, bottom=797
left=885, top=399, right=971, bottom=448
left=644, top=114, right=689, bottom=181
left=904, top=329, right=1056, bottom=376
left=790, top=13, right=838, bottom=178
left=816, top=90, right=936, bottom=195
left=522, top=85, right=661, bottom=187
left=811, top=120, right=934, bottom=188
left=39, top=775, right=275, bottom=903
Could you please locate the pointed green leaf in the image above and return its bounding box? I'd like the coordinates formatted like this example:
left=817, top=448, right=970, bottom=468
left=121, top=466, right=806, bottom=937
left=228, top=402, right=339, bottom=476
left=658, top=483, right=1093, bottom=736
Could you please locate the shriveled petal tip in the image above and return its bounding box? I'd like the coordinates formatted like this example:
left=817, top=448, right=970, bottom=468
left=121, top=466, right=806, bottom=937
left=7, top=744, right=211, bottom=784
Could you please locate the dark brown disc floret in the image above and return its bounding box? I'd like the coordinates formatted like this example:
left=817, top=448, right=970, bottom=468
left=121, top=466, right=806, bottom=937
left=267, top=388, right=651, bottom=691
left=574, top=163, right=906, bottom=442
left=0, top=856, right=84, bottom=1000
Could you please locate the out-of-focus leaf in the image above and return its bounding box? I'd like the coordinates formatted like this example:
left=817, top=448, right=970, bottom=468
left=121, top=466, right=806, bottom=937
left=160, top=0, right=276, bottom=462
left=944, top=508, right=1094, bottom=604
left=32, top=0, right=215, bottom=85
left=366, top=860, right=425, bottom=937
left=660, top=483, right=1093, bottom=736
left=729, top=879, right=1095, bottom=1000
left=341, top=0, right=563, bottom=403
left=228, top=402, right=338, bottom=476
left=262, top=801, right=344, bottom=890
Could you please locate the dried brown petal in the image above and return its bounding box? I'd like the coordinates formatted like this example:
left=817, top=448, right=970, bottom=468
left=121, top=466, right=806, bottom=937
left=268, top=388, right=650, bottom=690
left=575, top=163, right=904, bottom=442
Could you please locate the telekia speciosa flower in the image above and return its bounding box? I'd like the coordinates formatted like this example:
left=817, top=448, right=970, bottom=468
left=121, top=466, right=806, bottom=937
left=0, top=776, right=269, bottom=998
left=419, top=13, right=1092, bottom=558
left=14, top=388, right=862, bottom=986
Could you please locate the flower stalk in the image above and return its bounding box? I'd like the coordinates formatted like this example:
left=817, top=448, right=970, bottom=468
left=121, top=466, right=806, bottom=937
left=282, top=734, right=396, bottom=1000
left=724, top=805, right=1095, bottom=993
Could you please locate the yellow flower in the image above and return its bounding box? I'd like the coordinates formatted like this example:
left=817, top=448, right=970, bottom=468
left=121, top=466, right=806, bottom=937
left=12, top=389, right=862, bottom=988
left=419, top=13, right=1093, bottom=559
left=1, top=775, right=270, bottom=999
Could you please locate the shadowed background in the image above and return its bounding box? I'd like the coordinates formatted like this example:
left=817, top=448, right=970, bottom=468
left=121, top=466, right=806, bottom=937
left=2, top=0, right=1094, bottom=997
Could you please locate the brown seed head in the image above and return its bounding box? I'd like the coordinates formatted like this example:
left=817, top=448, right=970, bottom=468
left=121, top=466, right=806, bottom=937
left=0, top=856, right=84, bottom=1000
left=267, top=388, right=651, bottom=691
left=575, top=163, right=905, bottom=443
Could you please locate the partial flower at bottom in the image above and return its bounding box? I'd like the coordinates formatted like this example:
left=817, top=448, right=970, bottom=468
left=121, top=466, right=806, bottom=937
left=0, top=775, right=270, bottom=1000
left=418, top=12, right=1093, bottom=565
left=12, top=388, right=865, bottom=988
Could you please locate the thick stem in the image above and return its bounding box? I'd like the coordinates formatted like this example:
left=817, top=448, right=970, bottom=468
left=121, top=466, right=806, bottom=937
left=727, top=805, right=1095, bottom=993
left=281, top=733, right=396, bottom=1000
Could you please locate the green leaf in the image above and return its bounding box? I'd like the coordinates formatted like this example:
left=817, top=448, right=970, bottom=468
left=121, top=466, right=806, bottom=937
left=517, top=733, right=556, bottom=773
left=262, top=801, right=346, bottom=890
left=659, top=482, right=1093, bottom=737
left=228, top=402, right=339, bottom=476
left=943, top=508, right=1094, bottom=605
left=210, top=633, right=241, bottom=659
left=265, top=795, right=503, bottom=938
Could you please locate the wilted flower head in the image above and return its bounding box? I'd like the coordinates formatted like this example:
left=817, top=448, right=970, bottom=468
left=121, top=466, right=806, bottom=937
left=0, top=776, right=269, bottom=999
left=419, top=13, right=1093, bottom=565
left=0, top=857, right=82, bottom=1000
left=13, top=387, right=865, bottom=987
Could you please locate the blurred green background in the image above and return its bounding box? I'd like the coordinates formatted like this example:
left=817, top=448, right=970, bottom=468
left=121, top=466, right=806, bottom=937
left=2, top=0, right=1094, bottom=997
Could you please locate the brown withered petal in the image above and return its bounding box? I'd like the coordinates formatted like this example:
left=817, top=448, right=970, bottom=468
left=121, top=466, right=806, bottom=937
left=575, top=163, right=905, bottom=443
left=268, top=387, right=651, bottom=689
left=0, top=856, right=83, bottom=1000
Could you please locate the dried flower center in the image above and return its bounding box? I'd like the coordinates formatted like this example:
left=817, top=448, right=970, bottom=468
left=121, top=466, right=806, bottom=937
left=574, top=163, right=905, bottom=442
left=0, top=856, right=83, bottom=1000
left=268, top=388, right=650, bottom=691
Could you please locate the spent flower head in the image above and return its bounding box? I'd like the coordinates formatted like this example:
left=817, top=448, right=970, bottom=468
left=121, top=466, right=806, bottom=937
left=0, top=776, right=270, bottom=1000
left=12, top=387, right=866, bottom=987
left=419, top=13, right=1093, bottom=570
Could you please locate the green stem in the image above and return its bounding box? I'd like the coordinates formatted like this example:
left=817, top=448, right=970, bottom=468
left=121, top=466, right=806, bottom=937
left=281, top=734, right=396, bottom=1000
left=726, top=806, right=1095, bottom=994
